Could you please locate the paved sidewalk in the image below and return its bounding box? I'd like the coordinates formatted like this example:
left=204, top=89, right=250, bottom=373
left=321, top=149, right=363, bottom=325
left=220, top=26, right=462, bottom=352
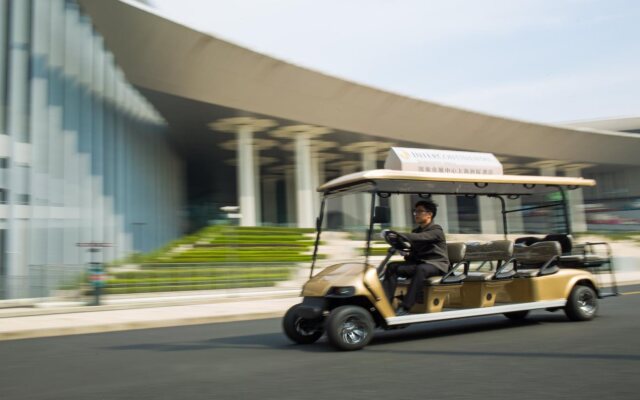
left=1, top=271, right=638, bottom=342
left=0, top=296, right=300, bottom=341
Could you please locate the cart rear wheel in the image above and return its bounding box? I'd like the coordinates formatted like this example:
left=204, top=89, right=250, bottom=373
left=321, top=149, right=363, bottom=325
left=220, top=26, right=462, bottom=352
left=326, top=305, right=374, bottom=351
left=283, top=304, right=324, bottom=344
left=565, top=285, right=598, bottom=321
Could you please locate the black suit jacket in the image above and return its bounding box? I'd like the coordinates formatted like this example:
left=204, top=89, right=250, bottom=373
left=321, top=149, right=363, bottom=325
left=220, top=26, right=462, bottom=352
left=404, top=223, right=449, bottom=273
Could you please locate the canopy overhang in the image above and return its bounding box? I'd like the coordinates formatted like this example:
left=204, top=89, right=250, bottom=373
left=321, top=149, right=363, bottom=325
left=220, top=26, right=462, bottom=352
left=318, top=169, right=595, bottom=196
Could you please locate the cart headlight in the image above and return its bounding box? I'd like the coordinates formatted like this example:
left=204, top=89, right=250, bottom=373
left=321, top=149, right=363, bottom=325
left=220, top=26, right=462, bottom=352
left=328, top=286, right=356, bottom=297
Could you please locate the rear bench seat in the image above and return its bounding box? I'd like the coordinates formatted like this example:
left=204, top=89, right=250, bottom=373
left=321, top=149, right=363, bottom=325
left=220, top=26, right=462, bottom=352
left=516, top=234, right=609, bottom=269
left=513, top=241, right=561, bottom=277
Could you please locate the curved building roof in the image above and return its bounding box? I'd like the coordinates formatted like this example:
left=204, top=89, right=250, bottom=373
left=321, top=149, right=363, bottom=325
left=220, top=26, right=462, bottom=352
left=78, top=0, right=640, bottom=166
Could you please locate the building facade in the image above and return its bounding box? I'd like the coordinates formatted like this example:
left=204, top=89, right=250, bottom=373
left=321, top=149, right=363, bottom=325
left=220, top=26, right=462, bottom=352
left=1, top=0, right=640, bottom=299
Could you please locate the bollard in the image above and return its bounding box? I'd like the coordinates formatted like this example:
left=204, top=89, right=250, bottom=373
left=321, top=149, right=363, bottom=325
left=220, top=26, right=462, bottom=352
left=88, top=262, right=106, bottom=306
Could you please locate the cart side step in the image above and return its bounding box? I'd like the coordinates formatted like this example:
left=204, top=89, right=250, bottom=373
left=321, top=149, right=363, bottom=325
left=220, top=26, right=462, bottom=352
left=386, top=299, right=567, bottom=326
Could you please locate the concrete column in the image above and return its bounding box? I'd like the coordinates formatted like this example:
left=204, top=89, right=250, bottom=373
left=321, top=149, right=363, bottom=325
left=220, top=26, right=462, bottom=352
left=360, top=147, right=377, bottom=223
left=391, top=195, right=408, bottom=229
left=295, top=134, right=314, bottom=228
left=565, top=168, right=587, bottom=233
left=432, top=195, right=449, bottom=233
left=478, top=196, right=499, bottom=234
left=237, top=125, right=256, bottom=226
left=540, top=165, right=556, bottom=177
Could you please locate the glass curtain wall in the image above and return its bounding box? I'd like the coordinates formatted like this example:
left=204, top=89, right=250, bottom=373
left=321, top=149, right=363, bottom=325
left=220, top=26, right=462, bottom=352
left=0, top=0, right=184, bottom=298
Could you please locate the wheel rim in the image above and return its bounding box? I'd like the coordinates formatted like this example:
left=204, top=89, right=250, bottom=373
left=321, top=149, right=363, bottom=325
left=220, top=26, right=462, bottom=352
left=340, top=316, right=368, bottom=345
left=578, top=289, right=597, bottom=315
left=295, top=317, right=318, bottom=336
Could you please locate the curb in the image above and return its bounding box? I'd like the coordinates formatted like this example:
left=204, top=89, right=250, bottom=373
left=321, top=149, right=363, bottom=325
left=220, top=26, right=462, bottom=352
left=0, top=291, right=300, bottom=318
left=0, top=310, right=287, bottom=342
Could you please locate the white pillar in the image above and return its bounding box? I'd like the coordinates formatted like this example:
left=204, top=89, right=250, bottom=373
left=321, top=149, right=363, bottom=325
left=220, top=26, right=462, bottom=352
left=237, top=125, right=256, bottom=226
left=478, top=197, right=499, bottom=234
left=360, top=147, right=377, bottom=223
left=391, top=195, right=408, bottom=229
left=295, top=134, right=314, bottom=228
left=432, top=195, right=449, bottom=233
left=565, top=168, right=587, bottom=233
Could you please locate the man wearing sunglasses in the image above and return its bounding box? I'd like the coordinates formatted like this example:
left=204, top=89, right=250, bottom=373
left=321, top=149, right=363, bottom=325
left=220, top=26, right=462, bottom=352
left=382, top=199, right=449, bottom=316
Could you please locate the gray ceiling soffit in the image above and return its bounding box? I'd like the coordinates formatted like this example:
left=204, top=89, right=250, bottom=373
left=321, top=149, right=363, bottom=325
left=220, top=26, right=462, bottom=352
left=78, top=0, right=640, bottom=166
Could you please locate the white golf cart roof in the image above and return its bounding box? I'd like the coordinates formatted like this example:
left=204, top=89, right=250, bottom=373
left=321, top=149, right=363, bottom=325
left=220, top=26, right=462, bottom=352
left=318, top=169, right=595, bottom=196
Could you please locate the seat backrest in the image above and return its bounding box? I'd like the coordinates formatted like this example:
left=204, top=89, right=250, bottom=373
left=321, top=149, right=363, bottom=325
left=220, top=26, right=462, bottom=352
left=515, top=236, right=542, bottom=246
left=464, top=240, right=513, bottom=262
left=514, top=241, right=561, bottom=266
left=446, top=242, right=467, bottom=264
left=543, top=234, right=573, bottom=254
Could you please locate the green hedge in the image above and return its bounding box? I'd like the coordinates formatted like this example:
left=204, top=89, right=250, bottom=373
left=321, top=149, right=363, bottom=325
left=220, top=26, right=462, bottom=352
left=111, top=267, right=292, bottom=279
left=104, top=281, right=279, bottom=295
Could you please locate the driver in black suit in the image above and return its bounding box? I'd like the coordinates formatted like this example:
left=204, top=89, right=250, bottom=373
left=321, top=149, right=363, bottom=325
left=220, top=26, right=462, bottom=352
left=382, top=200, right=449, bottom=316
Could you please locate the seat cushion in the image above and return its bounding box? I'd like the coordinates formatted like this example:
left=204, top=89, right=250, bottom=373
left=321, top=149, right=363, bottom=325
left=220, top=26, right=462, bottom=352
left=558, top=254, right=607, bottom=267
left=465, top=272, right=493, bottom=281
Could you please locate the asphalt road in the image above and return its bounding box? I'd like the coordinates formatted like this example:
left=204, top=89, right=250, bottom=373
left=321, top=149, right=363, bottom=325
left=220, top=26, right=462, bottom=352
left=2, top=287, right=640, bottom=400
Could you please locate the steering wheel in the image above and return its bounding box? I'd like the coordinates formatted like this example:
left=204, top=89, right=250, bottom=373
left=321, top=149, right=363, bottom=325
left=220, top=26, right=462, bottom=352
left=381, top=230, right=412, bottom=253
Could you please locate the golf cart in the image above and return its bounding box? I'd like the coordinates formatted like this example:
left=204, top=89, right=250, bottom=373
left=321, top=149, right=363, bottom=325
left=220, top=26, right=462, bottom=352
left=283, top=148, right=618, bottom=351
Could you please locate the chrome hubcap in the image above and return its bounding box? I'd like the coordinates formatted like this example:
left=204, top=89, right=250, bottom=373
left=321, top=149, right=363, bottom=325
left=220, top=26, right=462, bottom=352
left=578, top=290, right=597, bottom=315
left=340, top=317, right=367, bottom=345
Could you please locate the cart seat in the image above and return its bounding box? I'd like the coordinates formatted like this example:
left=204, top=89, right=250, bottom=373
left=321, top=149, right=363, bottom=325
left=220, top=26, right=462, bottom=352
left=514, top=241, right=561, bottom=277
left=516, top=234, right=609, bottom=269
left=414, top=243, right=468, bottom=286
left=464, top=240, right=516, bottom=281
left=558, top=253, right=607, bottom=267
left=464, top=240, right=513, bottom=262
left=447, top=242, right=466, bottom=264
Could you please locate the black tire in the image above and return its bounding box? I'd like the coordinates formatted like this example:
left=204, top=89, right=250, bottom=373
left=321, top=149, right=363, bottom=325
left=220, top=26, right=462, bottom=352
left=325, top=305, right=375, bottom=351
left=282, top=304, right=324, bottom=344
left=504, top=310, right=529, bottom=320
left=564, top=285, right=598, bottom=321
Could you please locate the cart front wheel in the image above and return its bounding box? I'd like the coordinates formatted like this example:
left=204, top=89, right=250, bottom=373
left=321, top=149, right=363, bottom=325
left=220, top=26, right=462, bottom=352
left=326, top=305, right=374, bottom=351
left=283, top=304, right=324, bottom=344
left=565, top=285, right=598, bottom=321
